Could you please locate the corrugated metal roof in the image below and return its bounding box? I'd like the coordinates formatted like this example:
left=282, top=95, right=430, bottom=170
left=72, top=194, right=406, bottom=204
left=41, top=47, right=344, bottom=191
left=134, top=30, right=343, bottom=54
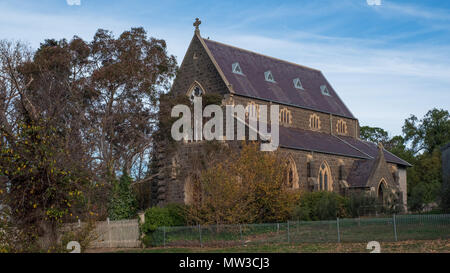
left=203, top=39, right=356, bottom=119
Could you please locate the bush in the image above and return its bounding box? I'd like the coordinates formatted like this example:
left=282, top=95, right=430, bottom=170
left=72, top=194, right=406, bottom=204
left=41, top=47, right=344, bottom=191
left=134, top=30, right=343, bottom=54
left=108, top=172, right=138, bottom=220
left=347, top=192, right=378, bottom=217
left=140, top=204, right=186, bottom=247
left=292, top=192, right=348, bottom=221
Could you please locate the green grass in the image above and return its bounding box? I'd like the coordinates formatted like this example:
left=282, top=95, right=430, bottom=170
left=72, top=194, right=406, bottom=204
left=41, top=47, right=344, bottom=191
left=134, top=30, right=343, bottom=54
left=151, top=215, right=450, bottom=248
left=107, top=239, right=450, bottom=253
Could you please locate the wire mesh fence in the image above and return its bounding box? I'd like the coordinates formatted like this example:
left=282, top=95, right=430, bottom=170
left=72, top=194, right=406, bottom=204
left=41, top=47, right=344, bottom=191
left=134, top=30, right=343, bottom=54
left=151, top=214, right=450, bottom=248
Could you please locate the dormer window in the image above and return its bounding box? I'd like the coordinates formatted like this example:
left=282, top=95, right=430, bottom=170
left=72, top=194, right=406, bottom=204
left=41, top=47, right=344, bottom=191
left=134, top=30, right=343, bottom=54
left=264, top=70, right=275, bottom=83
left=232, top=62, right=243, bottom=75
left=320, top=85, right=331, bottom=96
left=293, top=78, right=304, bottom=90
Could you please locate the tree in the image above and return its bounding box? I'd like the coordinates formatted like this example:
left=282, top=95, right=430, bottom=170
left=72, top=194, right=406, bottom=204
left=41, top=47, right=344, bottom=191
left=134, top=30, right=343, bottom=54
left=108, top=172, right=137, bottom=220
left=88, top=28, right=177, bottom=178
left=360, top=126, right=390, bottom=147
left=0, top=40, right=95, bottom=250
left=186, top=143, right=299, bottom=225
left=0, top=27, right=177, bottom=251
left=403, top=108, right=450, bottom=154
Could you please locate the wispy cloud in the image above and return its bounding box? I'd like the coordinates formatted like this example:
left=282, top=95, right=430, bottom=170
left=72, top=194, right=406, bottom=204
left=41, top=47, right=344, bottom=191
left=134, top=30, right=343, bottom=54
left=66, top=0, right=81, bottom=6
left=381, top=2, right=450, bottom=21
left=367, top=0, right=382, bottom=6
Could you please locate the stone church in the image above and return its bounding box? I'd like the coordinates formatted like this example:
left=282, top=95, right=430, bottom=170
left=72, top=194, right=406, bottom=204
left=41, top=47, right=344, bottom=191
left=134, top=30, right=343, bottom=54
left=150, top=19, right=411, bottom=210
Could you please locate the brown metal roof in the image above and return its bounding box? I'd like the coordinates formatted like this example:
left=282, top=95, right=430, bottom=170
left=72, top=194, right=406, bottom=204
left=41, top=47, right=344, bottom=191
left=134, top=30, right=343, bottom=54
left=203, top=38, right=356, bottom=119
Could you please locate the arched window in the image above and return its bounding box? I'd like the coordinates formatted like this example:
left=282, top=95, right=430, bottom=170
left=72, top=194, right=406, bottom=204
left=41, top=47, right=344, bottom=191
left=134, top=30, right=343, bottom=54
left=245, top=101, right=260, bottom=120
left=184, top=175, right=202, bottom=205
left=279, top=108, right=292, bottom=125
left=309, top=114, right=321, bottom=131
left=286, top=156, right=299, bottom=189
left=318, top=161, right=333, bottom=191
left=378, top=179, right=387, bottom=204
left=336, top=119, right=347, bottom=135
left=187, top=83, right=205, bottom=102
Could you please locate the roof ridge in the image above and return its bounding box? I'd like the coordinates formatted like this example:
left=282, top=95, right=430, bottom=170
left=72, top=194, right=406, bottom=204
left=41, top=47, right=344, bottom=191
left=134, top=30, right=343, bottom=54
left=203, top=38, right=321, bottom=73
left=333, top=135, right=374, bottom=159
left=359, top=139, right=412, bottom=167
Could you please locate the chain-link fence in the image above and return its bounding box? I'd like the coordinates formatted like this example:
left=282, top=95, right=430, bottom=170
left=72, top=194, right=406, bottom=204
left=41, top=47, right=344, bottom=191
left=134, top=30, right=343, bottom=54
left=151, top=214, right=450, bottom=248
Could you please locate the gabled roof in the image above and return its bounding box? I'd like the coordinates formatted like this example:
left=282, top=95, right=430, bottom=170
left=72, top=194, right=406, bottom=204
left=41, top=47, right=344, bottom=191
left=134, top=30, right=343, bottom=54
left=337, top=136, right=412, bottom=167
left=279, top=127, right=369, bottom=159
left=347, top=159, right=376, bottom=188
left=202, top=38, right=355, bottom=119
left=277, top=127, right=411, bottom=167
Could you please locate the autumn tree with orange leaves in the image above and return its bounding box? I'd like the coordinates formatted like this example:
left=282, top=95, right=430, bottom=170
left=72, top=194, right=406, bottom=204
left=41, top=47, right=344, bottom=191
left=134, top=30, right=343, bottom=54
left=186, top=143, right=300, bottom=225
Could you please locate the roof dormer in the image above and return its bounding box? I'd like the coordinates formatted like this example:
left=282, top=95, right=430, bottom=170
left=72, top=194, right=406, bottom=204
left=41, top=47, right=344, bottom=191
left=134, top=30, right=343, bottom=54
left=320, top=85, right=331, bottom=96
left=293, top=78, right=304, bottom=90
left=264, top=70, right=275, bottom=83
left=232, top=62, right=243, bottom=75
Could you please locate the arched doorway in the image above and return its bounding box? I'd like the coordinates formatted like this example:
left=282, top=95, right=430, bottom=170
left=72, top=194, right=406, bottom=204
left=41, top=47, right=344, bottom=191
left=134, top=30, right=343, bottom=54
left=318, top=161, right=333, bottom=191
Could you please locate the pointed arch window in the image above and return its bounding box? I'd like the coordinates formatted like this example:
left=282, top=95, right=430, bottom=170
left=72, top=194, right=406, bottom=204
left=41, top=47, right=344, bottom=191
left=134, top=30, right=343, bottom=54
left=309, top=114, right=321, bottom=131
left=378, top=179, right=387, bottom=204
left=187, top=83, right=204, bottom=102
left=336, top=119, right=348, bottom=135
left=245, top=101, right=260, bottom=120
left=286, top=157, right=299, bottom=189
left=279, top=108, right=292, bottom=125
left=264, top=70, right=276, bottom=83
left=293, top=78, right=304, bottom=90
left=318, top=161, right=333, bottom=191
left=232, top=62, right=244, bottom=75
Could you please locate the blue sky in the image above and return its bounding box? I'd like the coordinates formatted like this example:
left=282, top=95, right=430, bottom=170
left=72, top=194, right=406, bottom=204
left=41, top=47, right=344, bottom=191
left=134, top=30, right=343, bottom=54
left=1, top=0, right=449, bottom=136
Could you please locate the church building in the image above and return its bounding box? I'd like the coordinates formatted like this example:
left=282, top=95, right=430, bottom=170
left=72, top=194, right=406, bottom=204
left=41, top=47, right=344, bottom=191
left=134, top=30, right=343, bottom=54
left=150, top=19, right=411, bottom=210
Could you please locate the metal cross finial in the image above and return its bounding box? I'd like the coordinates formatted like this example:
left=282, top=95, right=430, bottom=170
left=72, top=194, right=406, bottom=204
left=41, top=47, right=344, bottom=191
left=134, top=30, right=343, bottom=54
left=193, top=18, right=201, bottom=34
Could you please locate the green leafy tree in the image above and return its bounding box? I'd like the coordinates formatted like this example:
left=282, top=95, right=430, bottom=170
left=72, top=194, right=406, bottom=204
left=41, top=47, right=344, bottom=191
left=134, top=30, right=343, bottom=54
left=108, top=172, right=138, bottom=220
left=360, top=126, right=390, bottom=146
left=403, top=108, right=450, bottom=154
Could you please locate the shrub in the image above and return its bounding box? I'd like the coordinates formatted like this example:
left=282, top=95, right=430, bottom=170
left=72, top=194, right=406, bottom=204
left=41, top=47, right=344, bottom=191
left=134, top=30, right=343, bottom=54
left=108, top=172, right=138, bottom=220
left=140, top=204, right=186, bottom=247
left=347, top=192, right=379, bottom=217
left=292, top=191, right=348, bottom=221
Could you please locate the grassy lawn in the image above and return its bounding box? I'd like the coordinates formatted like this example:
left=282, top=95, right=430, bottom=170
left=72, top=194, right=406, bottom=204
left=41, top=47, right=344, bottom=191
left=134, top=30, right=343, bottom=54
left=152, top=216, right=450, bottom=247
left=95, top=239, right=450, bottom=253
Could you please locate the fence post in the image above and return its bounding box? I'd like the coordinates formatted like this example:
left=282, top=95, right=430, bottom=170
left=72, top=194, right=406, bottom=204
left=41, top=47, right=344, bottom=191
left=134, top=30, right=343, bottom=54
left=78, top=219, right=81, bottom=228
left=199, top=224, right=203, bottom=248
left=239, top=224, right=243, bottom=246
left=163, top=226, right=166, bottom=248
left=287, top=221, right=290, bottom=243
left=277, top=223, right=279, bottom=234
left=393, top=214, right=398, bottom=242
left=336, top=218, right=341, bottom=243
left=107, top=217, right=112, bottom=248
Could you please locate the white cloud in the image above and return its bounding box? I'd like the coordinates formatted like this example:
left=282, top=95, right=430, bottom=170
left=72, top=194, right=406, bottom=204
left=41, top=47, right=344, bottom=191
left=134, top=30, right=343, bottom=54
left=66, top=0, right=81, bottom=6
left=367, top=0, right=381, bottom=6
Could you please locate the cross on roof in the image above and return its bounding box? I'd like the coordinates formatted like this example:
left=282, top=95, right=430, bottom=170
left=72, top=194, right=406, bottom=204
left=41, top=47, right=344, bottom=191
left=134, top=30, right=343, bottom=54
left=193, top=18, right=201, bottom=34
